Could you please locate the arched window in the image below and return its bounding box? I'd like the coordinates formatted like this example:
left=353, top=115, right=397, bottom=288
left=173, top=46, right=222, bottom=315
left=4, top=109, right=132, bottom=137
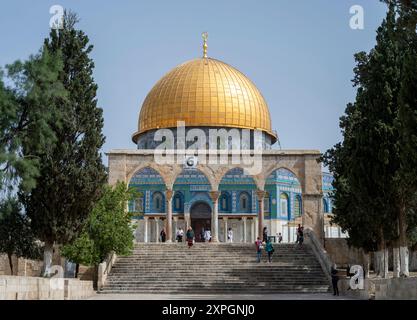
left=152, top=192, right=164, bottom=213
left=294, top=195, right=302, bottom=218
left=239, top=192, right=251, bottom=213
left=264, top=192, right=270, bottom=213
left=280, top=193, right=289, bottom=218
left=134, top=197, right=144, bottom=213
left=219, top=192, right=230, bottom=212
left=323, top=198, right=329, bottom=213
left=173, top=192, right=183, bottom=213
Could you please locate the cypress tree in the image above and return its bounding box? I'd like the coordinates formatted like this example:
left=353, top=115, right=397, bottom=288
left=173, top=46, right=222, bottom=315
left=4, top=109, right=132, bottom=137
left=395, top=0, right=417, bottom=276
left=21, top=11, right=107, bottom=275
left=323, top=4, right=403, bottom=278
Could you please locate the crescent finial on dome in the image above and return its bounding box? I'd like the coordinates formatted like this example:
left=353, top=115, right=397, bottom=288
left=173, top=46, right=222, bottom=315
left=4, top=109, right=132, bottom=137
left=202, top=32, right=208, bottom=58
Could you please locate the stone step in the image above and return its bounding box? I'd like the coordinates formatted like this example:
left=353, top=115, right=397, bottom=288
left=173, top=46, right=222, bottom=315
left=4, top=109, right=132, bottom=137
left=110, top=265, right=323, bottom=270
left=99, top=289, right=330, bottom=294
left=100, top=286, right=331, bottom=293
left=102, top=243, right=330, bottom=294
left=101, top=284, right=330, bottom=289
left=106, top=280, right=328, bottom=285
left=107, top=273, right=328, bottom=278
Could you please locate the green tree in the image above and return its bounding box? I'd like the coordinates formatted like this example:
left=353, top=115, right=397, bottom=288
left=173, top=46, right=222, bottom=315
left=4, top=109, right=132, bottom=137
left=0, top=198, right=42, bottom=275
left=61, top=182, right=136, bottom=278
left=322, top=4, right=403, bottom=278
left=395, top=0, right=417, bottom=276
left=21, top=12, right=107, bottom=275
left=0, top=49, right=65, bottom=193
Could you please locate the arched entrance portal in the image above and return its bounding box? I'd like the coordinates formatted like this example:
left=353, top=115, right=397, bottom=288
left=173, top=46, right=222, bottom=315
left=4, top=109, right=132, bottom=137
left=190, top=201, right=212, bottom=242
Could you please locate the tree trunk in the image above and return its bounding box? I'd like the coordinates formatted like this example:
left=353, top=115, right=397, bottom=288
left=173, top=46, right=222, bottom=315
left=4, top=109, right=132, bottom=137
left=362, top=251, right=370, bottom=278
left=7, top=253, right=13, bottom=275
left=93, top=265, right=99, bottom=290
left=393, top=239, right=400, bottom=278
left=398, top=204, right=409, bottom=277
left=376, top=232, right=388, bottom=278
left=383, top=247, right=389, bottom=278
left=43, top=241, right=54, bottom=277
left=374, top=251, right=379, bottom=274
left=75, top=263, right=80, bottom=278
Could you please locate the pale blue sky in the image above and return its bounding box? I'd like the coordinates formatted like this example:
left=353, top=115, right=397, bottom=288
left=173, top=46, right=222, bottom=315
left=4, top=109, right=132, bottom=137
left=0, top=0, right=388, bottom=164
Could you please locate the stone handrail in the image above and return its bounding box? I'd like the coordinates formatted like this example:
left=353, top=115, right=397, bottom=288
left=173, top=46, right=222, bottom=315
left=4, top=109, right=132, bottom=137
left=304, top=228, right=333, bottom=284
left=97, top=251, right=117, bottom=291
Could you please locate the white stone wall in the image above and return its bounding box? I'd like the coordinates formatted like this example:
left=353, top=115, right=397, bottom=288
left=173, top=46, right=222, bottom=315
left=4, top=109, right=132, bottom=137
left=0, top=276, right=94, bottom=300
left=374, top=277, right=417, bottom=300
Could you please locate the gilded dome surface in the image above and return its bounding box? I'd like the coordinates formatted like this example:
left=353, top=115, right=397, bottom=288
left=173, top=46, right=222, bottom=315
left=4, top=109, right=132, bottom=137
left=133, top=58, right=275, bottom=143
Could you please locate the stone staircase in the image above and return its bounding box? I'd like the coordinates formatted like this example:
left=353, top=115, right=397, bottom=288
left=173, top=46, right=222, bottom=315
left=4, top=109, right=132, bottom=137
left=99, top=243, right=330, bottom=294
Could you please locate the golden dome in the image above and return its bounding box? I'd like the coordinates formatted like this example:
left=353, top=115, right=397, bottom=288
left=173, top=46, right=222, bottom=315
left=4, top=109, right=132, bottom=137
left=132, top=57, right=276, bottom=143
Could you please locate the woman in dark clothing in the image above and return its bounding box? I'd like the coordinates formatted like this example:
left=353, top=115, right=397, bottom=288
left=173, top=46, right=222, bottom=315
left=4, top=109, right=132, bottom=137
left=331, top=265, right=339, bottom=296
left=298, top=226, right=304, bottom=246
left=186, top=227, right=195, bottom=248
left=160, top=228, right=166, bottom=242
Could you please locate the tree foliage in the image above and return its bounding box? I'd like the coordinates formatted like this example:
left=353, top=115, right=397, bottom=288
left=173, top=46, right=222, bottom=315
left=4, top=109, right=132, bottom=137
left=0, top=198, right=42, bottom=274
left=0, top=49, right=66, bottom=193
left=322, top=1, right=417, bottom=251
left=62, top=182, right=136, bottom=266
left=21, top=12, right=107, bottom=253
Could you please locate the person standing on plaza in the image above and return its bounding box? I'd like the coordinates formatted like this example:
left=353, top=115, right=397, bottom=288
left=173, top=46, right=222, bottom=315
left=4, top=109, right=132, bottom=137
left=262, top=226, right=268, bottom=243
left=296, top=224, right=301, bottom=244
left=176, top=227, right=183, bottom=242
left=298, top=226, right=304, bottom=246
left=186, top=226, right=194, bottom=248
left=227, top=227, right=233, bottom=243
left=160, top=228, right=166, bottom=242
left=277, top=232, right=283, bottom=243
left=204, top=229, right=211, bottom=242
left=178, top=227, right=184, bottom=242
left=265, top=239, right=274, bottom=263
left=255, top=237, right=263, bottom=263
left=331, top=264, right=340, bottom=296
left=200, top=227, right=205, bottom=242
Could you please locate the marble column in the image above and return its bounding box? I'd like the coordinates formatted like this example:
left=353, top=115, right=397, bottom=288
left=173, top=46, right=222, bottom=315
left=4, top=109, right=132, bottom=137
left=209, top=191, right=220, bottom=242
left=256, top=190, right=266, bottom=240
left=144, top=216, right=149, bottom=243
left=252, top=217, right=258, bottom=241
left=223, top=217, right=228, bottom=242
left=242, top=217, right=247, bottom=243
left=184, top=213, right=191, bottom=230
left=155, top=217, right=160, bottom=243
left=165, top=189, right=173, bottom=243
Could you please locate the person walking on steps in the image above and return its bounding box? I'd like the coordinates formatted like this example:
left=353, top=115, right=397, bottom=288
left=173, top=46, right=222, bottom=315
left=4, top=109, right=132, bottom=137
left=255, top=237, right=263, bottom=263
left=265, top=239, right=274, bottom=263
left=331, top=264, right=340, bottom=296
left=186, top=226, right=194, bottom=248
